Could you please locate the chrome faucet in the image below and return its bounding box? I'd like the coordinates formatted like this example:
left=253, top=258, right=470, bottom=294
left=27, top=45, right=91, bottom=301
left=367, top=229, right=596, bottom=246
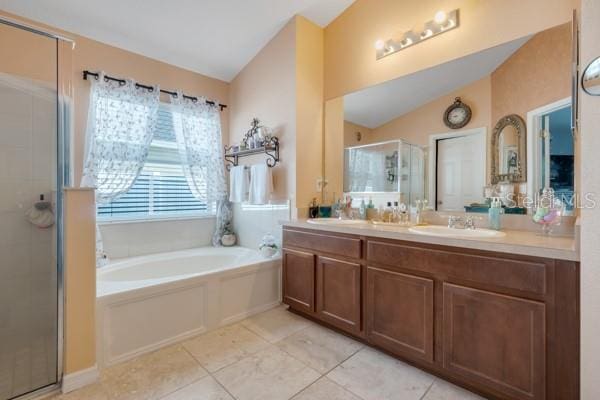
left=448, top=215, right=476, bottom=230
left=414, top=199, right=428, bottom=225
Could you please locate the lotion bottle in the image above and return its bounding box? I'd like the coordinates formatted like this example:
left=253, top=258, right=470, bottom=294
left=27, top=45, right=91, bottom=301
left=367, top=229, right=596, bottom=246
left=488, top=197, right=502, bottom=230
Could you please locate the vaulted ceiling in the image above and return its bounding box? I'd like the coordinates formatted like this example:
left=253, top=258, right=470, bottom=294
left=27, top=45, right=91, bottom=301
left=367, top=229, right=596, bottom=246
left=0, top=0, right=355, bottom=81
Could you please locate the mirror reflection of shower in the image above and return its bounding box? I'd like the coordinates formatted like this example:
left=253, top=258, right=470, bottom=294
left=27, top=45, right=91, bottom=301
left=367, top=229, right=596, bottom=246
left=344, top=140, right=427, bottom=207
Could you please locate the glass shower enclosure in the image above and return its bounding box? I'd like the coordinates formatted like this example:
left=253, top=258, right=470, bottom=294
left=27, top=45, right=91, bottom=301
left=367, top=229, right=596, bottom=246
left=0, top=16, right=71, bottom=399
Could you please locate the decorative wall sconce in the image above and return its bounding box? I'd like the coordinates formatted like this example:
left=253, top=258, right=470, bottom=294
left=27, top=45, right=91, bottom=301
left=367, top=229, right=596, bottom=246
left=375, top=9, right=460, bottom=60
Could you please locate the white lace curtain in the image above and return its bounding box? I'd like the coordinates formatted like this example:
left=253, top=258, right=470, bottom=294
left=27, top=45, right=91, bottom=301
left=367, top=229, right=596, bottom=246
left=81, top=72, right=160, bottom=266
left=171, top=94, right=228, bottom=246
left=171, top=93, right=227, bottom=204
left=81, top=72, right=160, bottom=203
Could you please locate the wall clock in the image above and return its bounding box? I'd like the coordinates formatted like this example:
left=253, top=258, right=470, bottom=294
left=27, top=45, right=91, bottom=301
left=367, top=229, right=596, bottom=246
left=443, top=97, right=472, bottom=129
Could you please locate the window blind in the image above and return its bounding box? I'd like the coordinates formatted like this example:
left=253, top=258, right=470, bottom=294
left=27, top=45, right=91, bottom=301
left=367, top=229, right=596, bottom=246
left=97, top=106, right=209, bottom=220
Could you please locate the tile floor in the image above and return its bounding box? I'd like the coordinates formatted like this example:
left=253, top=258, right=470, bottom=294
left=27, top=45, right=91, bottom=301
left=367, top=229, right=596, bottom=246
left=49, top=306, right=486, bottom=400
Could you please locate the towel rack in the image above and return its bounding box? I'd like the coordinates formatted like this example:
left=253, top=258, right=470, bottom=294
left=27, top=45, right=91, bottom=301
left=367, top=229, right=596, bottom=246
left=224, top=137, right=279, bottom=170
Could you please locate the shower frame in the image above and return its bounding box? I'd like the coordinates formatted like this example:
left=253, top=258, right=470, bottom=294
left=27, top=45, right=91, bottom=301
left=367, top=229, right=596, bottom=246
left=0, top=14, right=74, bottom=400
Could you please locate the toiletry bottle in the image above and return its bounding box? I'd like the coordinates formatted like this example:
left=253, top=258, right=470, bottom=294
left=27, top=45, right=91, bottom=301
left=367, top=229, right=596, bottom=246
left=383, top=202, right=393, bottom=222
left=359, top=199, right=367, bottom=220
left=488, top=197, right=502, bottom=230
left=393, top=201, right=400, bottom=223
left=308, top=198, right=319, bottom=219
left=367, top=197, right=375, bottom=209
left=399, top=203, right=409, bottom=226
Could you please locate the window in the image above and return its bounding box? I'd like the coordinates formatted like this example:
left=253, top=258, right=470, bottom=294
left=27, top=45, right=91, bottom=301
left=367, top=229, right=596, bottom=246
left=97, top=105, right=209, bottom=220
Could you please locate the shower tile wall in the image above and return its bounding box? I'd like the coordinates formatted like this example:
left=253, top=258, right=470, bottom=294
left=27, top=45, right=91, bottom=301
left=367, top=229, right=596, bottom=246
left=0, top=80, right=57, bottom=398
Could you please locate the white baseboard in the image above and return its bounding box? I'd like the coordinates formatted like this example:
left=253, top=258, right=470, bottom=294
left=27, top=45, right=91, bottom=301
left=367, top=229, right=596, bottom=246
left=62, top=365, right=99, bottom=394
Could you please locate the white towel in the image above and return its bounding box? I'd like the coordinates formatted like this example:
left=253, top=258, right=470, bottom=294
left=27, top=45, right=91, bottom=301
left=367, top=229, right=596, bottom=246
left=249, top=164, right=273, bottom=205
left=229, top=165, right=249, bottom=203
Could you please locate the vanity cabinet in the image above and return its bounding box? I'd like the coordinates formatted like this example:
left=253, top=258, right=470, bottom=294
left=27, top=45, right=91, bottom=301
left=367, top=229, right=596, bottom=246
left=282, top=229, right=363, bottom=335
left=282, top=227, right=579, bottom=400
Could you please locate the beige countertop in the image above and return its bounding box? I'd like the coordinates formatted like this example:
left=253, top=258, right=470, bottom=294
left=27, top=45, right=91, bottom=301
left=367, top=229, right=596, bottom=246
left=282, top=220, right=580, bottom=262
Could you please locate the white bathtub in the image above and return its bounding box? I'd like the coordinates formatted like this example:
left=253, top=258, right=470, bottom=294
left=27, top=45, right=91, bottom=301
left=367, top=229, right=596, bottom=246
left=96, top=246, right=281, bottom=367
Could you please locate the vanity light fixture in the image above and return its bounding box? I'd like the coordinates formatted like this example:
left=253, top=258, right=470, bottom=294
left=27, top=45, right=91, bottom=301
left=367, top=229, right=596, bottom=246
left=375, top=9, right=460, bottom=60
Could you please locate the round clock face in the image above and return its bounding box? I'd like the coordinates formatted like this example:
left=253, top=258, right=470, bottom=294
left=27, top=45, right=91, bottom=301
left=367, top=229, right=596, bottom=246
left=444, top=99, right=472, bottom=129
left=448, top=108, right=467, bottom=124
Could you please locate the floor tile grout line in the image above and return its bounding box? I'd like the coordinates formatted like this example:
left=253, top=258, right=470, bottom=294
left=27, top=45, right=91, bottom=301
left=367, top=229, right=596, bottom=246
left=419, top=379, right=436, bottom=400
left=208, top=371, right=239, bottom=400
left=321, top=344, right=365, bottom=377
left=154, top=374, right=209, bottom=400
left=279, top=372, right=322, bottom=400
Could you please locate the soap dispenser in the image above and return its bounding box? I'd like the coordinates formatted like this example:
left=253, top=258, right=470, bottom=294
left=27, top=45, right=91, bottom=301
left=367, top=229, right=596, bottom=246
left=488, top=197, right=503, bottom=230
left=359, top=198, right=367, bottom=220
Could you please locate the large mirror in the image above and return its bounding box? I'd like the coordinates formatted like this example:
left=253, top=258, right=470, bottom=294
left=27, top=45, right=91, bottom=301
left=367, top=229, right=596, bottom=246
left=324, top=22, right=576, bottom=214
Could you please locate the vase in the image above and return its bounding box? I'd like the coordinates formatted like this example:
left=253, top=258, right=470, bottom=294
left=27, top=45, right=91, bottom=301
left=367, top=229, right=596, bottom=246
left=221, top=234, right=236, bottom=247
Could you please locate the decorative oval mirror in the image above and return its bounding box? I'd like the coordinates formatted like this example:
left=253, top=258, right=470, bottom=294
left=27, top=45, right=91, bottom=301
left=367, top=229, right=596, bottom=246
left=582, top=56, right=600, bottom=96
left=491, top=114, right=527, bottom=184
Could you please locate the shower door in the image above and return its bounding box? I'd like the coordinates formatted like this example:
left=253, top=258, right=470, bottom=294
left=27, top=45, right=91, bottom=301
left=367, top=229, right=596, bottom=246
left=0, top=18, right=65, bottom=399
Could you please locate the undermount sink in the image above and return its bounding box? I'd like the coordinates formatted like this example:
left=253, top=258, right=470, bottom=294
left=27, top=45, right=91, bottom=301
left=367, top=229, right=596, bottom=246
left=306, top=218, right=370, bottom=226
left=408, top=225, right=506, bottom=239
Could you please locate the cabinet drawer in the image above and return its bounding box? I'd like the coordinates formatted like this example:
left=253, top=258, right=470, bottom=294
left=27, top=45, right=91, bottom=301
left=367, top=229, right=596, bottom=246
left=443, top=284, right=546, bottom=400
left=284, top=229, right=362, bottom=259
left=367, top=240, right=548, bottom=295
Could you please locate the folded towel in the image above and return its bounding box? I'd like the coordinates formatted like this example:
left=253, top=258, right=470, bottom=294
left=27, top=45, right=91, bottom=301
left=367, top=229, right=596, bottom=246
left=249, top=164, right=273, bottom=205
left=229, top=165, right=249, bottom=203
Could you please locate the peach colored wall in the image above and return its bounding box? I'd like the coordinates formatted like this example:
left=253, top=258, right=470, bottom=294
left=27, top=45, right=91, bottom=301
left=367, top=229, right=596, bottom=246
left=324, top=0, right=577, bottom=99
left=295, top=16, right=324, bottom=210
left=229, top=18, right=296, bottom=204
left=0, top=22, right=56, bottom=84
left=343, top=120, right=373, bottom=147
left=229, top=16, right=325, bottom=215
left=491, top=23, right=572, bottom=124
left=324, top=97, right=345, bottom=197
left=63, top=189, right=96, bottom=375
left=0, top=11, right=230, bottom=185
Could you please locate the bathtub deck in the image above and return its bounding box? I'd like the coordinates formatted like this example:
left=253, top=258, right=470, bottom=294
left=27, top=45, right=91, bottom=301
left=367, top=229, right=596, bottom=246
left=51, top=306, right=485, bottom=400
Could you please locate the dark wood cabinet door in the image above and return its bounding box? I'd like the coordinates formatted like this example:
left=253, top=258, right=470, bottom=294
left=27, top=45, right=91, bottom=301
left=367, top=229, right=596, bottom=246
left=282, top=249, right=315, bottom=313
left=316, top=256, right=361, bottom=334
left=443, top=284, right=546, bottom=400
left=365, top=266, right=434, bottom=363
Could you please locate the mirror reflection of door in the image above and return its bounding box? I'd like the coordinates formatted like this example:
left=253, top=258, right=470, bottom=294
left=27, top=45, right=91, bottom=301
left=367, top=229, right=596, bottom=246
left=436, top=132, right=486, bottom=211
left=539, top=105, right=574, bottom=212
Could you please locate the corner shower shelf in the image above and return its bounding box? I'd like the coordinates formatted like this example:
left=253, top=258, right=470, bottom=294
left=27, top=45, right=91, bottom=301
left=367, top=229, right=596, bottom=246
left=224, top=137, right=280, bottom=170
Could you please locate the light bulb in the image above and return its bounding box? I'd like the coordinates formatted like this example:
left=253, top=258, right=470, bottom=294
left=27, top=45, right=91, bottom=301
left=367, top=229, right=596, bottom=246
left=374, top=40, right=385, bottom=51
left=434, top=10, right=447, bottom=25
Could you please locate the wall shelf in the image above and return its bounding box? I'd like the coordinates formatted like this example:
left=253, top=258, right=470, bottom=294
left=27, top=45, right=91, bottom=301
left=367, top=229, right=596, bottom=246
left=224, top=137, right=279, bottom=170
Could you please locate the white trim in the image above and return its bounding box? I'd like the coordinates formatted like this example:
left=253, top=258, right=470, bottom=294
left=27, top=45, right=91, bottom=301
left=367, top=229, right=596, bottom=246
left=61, top=365, right=99, bottom=394
left=427, top=127, right=487, bottom=210
left=526, top=97, right=571, bottom=197
left=97, top=213, right=216, bottom=225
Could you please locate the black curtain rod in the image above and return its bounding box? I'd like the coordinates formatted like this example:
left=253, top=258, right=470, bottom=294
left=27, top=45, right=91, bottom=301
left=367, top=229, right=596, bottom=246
left=82, top=70, right=227, bottom=111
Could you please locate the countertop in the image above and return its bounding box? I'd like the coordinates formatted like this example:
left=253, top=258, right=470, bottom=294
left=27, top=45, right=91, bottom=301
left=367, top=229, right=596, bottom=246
left=282, top=220, right=580, bottom=262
